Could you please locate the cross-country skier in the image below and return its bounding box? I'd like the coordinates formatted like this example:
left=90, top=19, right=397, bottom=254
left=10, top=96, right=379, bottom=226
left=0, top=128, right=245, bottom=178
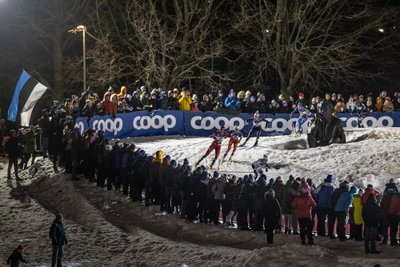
left=240, top=111, right=268, bottom=147
left=196, top=126, right=228, bottom=168
left=290, top=101, right=313, bottom=135
left=252, top=154, right=269, bottom=178
left=222, top=126, right=243, bottom=162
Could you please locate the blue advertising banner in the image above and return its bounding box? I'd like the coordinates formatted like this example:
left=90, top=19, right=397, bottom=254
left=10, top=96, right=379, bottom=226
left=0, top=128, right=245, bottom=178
left=75, top=111, right=400, bottom=139
left=75, top=110, right=184, bottom=138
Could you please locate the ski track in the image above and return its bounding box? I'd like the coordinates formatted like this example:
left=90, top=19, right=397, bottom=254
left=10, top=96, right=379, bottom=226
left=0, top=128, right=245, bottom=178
left=0, top=127, right=400, bottom=266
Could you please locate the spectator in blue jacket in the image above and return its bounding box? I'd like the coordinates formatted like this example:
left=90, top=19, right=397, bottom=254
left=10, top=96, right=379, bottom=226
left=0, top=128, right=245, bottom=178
left=224, top=89, right=239, bottom=111
left=49, top=214, right=68, bottom=267
left=315, top=174, right=335, bottom=237
left=335, top=185, right=358, bottom=241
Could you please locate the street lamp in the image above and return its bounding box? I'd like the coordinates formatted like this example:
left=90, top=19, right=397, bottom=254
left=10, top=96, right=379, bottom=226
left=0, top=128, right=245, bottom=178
left=68, top=25, right=87, bottom=92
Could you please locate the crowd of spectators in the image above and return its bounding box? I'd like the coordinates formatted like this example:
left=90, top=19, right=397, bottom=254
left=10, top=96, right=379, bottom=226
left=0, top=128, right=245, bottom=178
left=61, top=86, right=400, bottom=119
left=6, top=123, right=398, bottom=251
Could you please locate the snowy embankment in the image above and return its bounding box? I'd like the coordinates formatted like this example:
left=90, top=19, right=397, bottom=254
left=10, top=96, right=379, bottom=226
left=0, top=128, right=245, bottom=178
left=0, top=127, right=399, bottom=266
left=132, top=127, right=400, bottom=190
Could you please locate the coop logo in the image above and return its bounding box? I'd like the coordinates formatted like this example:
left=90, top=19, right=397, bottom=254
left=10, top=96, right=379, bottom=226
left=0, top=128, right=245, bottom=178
left=340, top=115, right=394, bottom=128
left=74, top=121, right=85, bottom=135
left=92, top=118, right=123, bottom=135
left=191, top=116, right=246, bottom=130
left=132, top=115, right=176, bottom=131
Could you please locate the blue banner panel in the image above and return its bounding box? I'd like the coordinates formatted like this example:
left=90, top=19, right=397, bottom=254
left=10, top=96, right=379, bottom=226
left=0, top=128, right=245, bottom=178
left=75, top=110, right=184, bottom=139
left=75, top=111, right=400, bottom=139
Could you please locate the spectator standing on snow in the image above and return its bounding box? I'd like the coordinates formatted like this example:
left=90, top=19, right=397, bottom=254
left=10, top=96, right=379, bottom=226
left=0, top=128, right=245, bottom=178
left=49, top=214, right=68, bottom=267
left=263, top=188, right=282, bottom=244
left=5, top=130, right=21, bottom=181
left=387, top=191, right=400, bottom=246
left=291, top=182, right=317, bottom=245
left=351, top=188, right=364, bottom=241
left=272, top=176, right=286, bottom=232
left=330, top=180, right=349, bottom=238
left=7, top=244, right=27, bottom=267
left=334, top=185, right=358, bottom=241
left=362, top=194, right=381, bottom=254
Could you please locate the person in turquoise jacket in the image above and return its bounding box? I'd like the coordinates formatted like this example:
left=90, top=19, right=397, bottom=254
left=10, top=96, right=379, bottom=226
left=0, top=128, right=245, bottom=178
left=335, top=185, right=358, bottom=240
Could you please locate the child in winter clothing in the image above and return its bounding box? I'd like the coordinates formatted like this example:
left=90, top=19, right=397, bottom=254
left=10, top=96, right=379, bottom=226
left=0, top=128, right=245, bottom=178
left=351, top=188, right=364, bottom=241
left=7, top=244, right=27, bottom=267
left=263, top=188, right=282, bottom=244
left=291, top=182, right=317, bottom=245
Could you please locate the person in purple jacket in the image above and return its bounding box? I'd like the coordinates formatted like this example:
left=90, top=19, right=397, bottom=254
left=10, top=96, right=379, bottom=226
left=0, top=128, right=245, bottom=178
left=315, top=174, right=335, bottom=237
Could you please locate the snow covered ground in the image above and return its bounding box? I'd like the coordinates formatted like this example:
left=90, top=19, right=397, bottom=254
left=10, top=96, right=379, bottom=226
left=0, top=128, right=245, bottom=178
left=0, top=127, right=399, bottom=266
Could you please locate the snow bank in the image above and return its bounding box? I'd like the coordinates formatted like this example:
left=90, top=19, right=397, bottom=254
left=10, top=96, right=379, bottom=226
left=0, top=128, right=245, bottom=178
left=1, top=127, right=400, bottom=266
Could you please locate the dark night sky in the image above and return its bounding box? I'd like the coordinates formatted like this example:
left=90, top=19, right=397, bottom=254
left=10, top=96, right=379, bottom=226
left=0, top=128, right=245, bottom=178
left=1, top=0, right=400, bottom=119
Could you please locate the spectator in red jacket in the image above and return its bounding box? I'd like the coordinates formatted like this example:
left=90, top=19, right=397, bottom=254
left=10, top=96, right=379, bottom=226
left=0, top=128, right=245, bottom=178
left=292, top=181, right=317, bottom=245
left=361, top=184, right=380, bottom=206
left=100, top=92, right=117, bottom=116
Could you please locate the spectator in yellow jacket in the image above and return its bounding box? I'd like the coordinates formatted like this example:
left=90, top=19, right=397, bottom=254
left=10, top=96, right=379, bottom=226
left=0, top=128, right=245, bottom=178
left=352, top=188, right=364, bottom=241
left=178, top=88, right=192, bottom=111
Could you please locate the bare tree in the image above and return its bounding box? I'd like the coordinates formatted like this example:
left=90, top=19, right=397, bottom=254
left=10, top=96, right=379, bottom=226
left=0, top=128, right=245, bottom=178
left=234, top=0, right=400, bottom=96
left=68, top=0, right=233, bottom=92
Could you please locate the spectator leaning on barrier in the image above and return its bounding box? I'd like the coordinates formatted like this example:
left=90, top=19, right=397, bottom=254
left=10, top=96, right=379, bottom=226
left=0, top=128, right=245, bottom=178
left=178, top=88, right=192, bottom=111
left=382, top=97, right=394, bottom=112
left=200, top=94, right=214, bottom=112
left=224, top=89, right=239, bottom=111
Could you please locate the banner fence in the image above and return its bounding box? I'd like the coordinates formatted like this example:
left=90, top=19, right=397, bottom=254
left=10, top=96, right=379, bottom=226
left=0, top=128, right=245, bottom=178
left=75, top=111, right=400, bottom=139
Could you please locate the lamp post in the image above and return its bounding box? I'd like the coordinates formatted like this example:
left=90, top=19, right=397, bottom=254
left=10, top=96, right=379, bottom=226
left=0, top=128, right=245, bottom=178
left=68, top=25, right=87, bottom=92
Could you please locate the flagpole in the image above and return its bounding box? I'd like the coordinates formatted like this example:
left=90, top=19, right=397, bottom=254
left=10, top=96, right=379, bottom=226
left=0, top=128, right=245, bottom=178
left=68, top=25, right=87, bottom=92
left=83, top=29, right=86, bottom=92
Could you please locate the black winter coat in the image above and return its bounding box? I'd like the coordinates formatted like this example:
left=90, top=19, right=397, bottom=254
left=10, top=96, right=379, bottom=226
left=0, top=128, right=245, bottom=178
left=362, top=195, right=381, bottom=227
left=7, top=249, right=27, bottom=267
left=263, top=196, right=282, bottom=230
left=273, top=181, right=287, bottom=213
left=5, top=136, right=19, bottom=158
left=49, top=219, right=67, bottom=246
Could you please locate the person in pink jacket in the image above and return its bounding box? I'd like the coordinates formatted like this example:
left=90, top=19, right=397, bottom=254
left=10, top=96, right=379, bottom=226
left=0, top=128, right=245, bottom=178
left=292, top=181, right=317, bottom=245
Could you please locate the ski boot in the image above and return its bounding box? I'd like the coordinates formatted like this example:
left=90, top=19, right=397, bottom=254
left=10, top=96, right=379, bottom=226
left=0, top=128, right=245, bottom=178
left=210, top=159, right=216, bottom=169
left=196, top=157, right=205, bottom=166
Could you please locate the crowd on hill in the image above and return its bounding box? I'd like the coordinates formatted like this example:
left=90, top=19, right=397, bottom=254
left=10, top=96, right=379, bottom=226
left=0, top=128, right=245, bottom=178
left=3, top=116, right=399, bottom=253
left=61, top=86, right=400, bottom=118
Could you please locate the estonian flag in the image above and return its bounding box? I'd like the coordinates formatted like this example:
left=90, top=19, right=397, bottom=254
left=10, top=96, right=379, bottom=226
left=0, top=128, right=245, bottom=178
left=7, top=70, right=50, bottom=127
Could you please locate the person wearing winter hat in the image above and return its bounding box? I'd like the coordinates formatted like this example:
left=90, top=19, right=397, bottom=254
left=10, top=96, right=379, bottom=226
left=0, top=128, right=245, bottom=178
left=50, top=213, right=68, bottom=267
left=363, top=194, right=381, bottom=253
left=212, top=171, right=228, bottom=224
left=351, top=188, right=364, bottom=241
left=263, top=188, right=282, bottom=244
left=196, top=126, right=228, bottom=168
left=147, top=150, right=164, bottom=207
left=7, top=244, right=27, bottom=267
left=240, top=111, right=268, bottom=147
left=315, top=175, right=335, bottom=237
left=335, top=185, right=358, bottom=241
left=291, top=182, right=317, bottom=245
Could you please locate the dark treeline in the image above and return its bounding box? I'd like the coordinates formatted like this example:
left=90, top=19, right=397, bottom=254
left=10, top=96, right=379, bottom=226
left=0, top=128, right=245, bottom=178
left=1, top=0, right=400, bottom=109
